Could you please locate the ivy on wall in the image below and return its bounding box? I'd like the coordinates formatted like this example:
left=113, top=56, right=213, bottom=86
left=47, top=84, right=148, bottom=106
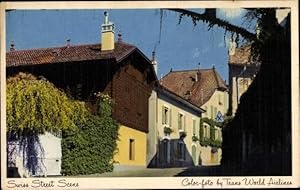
left=199, top=117, right=222, bottom=148
left=7, top=72, right=119, bottom=176
left=61, top=92, right=119, bottom=175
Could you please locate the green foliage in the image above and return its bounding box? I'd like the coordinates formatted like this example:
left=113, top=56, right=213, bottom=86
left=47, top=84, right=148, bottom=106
left=61, top=93, right=119, bottom=176
left=6, top=72, right=88, bottom=136
left=179, top=131, right=187, bottom=138
left=192, top=135, right=199, bottom=142
left=7, top=73, right=119, bottom=176
left=164, top=126, right=173, bottom=134
left=199, top=117, right=222, bottom=148
left=94, top=92, right=114, bottom=117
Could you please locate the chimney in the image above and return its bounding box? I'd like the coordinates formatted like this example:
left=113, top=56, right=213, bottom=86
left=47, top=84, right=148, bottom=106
left=66, top=38, right=71, bottom=48
left=101, top=11, right=115, bottom=51
left=10, top=41, right=15, bottom=51
left=117, top=31, right=122, bottom=42
left=151, top=51, right=158, bottom=75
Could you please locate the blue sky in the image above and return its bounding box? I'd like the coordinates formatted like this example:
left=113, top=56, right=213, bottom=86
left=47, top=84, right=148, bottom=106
left=6, top=9, right=255, bottom=81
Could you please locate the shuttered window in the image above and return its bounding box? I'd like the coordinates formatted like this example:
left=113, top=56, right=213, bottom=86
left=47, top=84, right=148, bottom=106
left=193, top=119, right=196, bottom=135
left=178, top=113, right=184, bottom=130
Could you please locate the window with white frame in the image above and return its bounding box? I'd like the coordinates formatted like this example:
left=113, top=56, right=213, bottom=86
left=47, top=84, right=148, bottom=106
left=215, top=128, right=219, bottom=140
left=204, top=124, right=210, bottom=138
left=178, top=112, right=185, bottom=131
left=162, top=106, right=171, bottom=126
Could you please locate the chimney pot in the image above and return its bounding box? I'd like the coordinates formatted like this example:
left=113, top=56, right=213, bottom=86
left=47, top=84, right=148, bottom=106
left=66, top=38, right=71, bottom=48
left=104, top=11, right=109, bottom=24
left=10, top=41, right=15, bottom=51
left=118, top=31, right=122, bottom=42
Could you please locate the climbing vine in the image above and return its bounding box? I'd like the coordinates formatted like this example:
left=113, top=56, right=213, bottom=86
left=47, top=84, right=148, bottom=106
left=199, top=117, right=222, bottom=148
left=7, top=73, right=119, bottom=176
left=61, top=92, right=119, bottom=175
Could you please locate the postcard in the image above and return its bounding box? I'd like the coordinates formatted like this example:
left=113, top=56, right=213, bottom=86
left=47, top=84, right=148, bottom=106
left=1, top=1, right=299, bottom=189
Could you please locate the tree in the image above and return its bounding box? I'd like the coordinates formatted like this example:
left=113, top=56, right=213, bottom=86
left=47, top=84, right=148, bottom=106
left=166, top=8, right=291, bottom=175
left=7, top=72, right=88, bottom=135
left=7, top=72, right=89, bottom=175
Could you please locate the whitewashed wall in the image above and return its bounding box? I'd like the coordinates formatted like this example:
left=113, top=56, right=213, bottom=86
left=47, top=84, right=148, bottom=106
left=7, top=132, right=62, bottom=177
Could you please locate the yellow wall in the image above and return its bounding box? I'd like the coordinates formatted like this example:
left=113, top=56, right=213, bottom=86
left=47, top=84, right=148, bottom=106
left=200, top=90, right=227, bottom=166
left=113, top=125, right=147, bottom=166
left=156, top=97, right=201, bottom=165
left=101, top=31, right=114, bottom=51
left=202, top=90, right=228, bottom=119
left=199, top=146, right=222, bottom=166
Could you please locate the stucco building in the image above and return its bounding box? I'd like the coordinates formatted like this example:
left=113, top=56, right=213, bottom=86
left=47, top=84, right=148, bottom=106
left=160, top=67, right=228, bottom=165
left=6, top=12, right=157, bottom=174
left=147, top=85, right=205, bottom=168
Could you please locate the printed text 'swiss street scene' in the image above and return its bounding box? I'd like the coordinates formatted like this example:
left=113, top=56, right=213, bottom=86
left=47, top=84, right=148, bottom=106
left=6, top=8, right=291, bottom=177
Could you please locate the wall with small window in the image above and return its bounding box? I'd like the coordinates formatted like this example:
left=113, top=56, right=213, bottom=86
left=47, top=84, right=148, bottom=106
left=155, top=94, right=201, bottom=167
left=201, top=90, right=228, bottom=120
left=114, top=125, right=147, bottom=167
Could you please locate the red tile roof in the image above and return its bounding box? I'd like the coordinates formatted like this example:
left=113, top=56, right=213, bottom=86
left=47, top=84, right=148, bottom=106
left=6, top=42, right=137, bottom=67
left=228, top=45, right=260, bottom=66
left=160, top=68, right=227, bottom=107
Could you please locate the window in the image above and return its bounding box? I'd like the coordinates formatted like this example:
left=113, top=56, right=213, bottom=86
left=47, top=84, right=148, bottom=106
left=162, top=106, right=172, bottom=126
left=129, top=139, right=135, bottom=160
left=204, top=124, right=210, bottom=138
left=215, top=128, right=219, bottom=140
left=178, top=113, right=185, bottom=131
left=218, top=95, right=222, bottom=105
left=214, top=107, right=217, bottom=119
left=162, top=106, right=168, bottom=125
left=192, top=119, right=196, bottom=135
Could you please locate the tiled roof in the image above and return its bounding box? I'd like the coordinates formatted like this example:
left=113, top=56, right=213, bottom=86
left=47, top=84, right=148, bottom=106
left=6, top=42, right=137, bottom=67
left=228, top=45, right=260, bottom=66
left=160, top=68, right=227, bottom=107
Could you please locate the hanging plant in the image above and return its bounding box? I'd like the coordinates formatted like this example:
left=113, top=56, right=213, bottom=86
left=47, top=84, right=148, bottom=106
left=192, top=135, right=199, bottom=142
left=164, top=127, right=173, bottom=134
left=199, top=117, right=223, bottom=148
left=179, top=131, right=187, bottom=139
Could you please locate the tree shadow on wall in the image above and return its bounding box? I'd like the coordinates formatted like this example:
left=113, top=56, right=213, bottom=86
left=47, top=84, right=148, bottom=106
left=7, top=133, right=45, bottom=177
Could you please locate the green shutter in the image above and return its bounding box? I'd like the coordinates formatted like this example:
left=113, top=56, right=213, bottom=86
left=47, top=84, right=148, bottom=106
left=193, top=120, right=196, bottom=134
